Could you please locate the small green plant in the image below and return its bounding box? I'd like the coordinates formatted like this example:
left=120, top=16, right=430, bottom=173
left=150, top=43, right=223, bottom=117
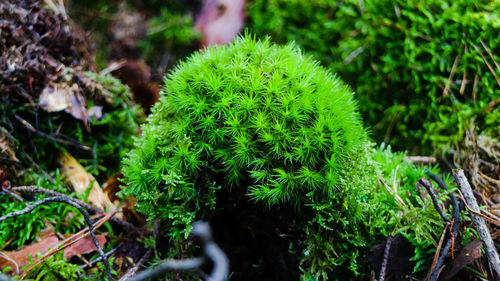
left=122, top=35, right=448, bottom=279
left=23, top=252, right=84, bottom=281
left=246, top=0, right=500, bottom=154
left=0, top=171, right=85, bottom=249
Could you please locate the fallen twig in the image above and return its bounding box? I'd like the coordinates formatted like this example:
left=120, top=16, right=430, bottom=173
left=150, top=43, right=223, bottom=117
left=0, top=196, right=113, bottom=281
left=1, top=182, right=24, bottom=202
left=378, top=235, right=393, bottom=281
left=453, top=169, right=500, bottom=280
left=426, top=222, right=450, bottom=281
left=80, top=248, right=117, bottom=270
left=429, top=220, right=459, bottom=281
left=13, top=114, right=92, bottom=151
left=404, top=156, right=436, bottom=164
left=418, top=178, right=449, bottom=222
left=129, top=221, right=229, bottom=281
left=423, top=172, right=461, bottom=281
left=425, top=171, right=461, bottom=222
left=118, top=248, right=154, bottom=281
left=10, top=185, right=144, bottom=235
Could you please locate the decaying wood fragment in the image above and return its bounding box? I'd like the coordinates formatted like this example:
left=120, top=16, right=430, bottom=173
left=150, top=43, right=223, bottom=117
left=453, top=169, right=500, bottom=280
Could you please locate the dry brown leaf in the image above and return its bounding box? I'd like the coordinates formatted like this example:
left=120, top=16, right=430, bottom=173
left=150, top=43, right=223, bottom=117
left=58, top=151, right=119, bottom=215
left=39, top=82, right=102, bottom=121
left=0, top=230, right=107, bottom=275
left=0, top=132, right=18, bottom=162
left=0, top=234, right=59, bottom=275
left=441, top=240, right=483, bottom=280
left=195, top=0, right=245, bottom=46
left=39, top=84, right=73, bottom=112
left=63, top=233, right=107, bottom=259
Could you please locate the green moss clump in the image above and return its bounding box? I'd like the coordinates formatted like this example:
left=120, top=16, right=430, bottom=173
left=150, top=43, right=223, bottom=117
left=246, top=0, right=500, bottom=154
left=122, top=35, right=446, bottom=278
left=122, top=34, right=366, bottom=221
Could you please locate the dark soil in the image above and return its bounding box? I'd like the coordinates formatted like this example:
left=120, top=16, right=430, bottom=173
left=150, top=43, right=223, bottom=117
left=210, top=187, right=301, bottom=281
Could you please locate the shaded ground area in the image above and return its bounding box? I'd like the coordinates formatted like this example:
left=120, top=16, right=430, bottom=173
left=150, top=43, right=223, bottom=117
left=211, top=187, right=301, bottom=281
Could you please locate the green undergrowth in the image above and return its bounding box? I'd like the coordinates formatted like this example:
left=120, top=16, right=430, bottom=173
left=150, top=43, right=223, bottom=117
left=122, top=35, right=451, bottom=279
left=21, top=252, right=116, bottom=281
left=23, top=252, right=84, bottom=281
left=0, top=171, right=85, bottom=249
left=138, top=6, right=200, bottom=72
left=0, top=72, right=141, bottom=179
left=0, top=73, right=140, bottom=278
left=246, top=0, right=500, bottom=154
left=69, top=0, right=200, bottom=71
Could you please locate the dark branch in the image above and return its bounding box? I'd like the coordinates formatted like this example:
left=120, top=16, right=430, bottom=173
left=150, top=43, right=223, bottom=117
left=1, top=183, right=25, bottom=202
left=80, top=248, right=117, bottom=270
left=424, top=172, right=461, bottom=281
left=10, top=185, right=144, bottom=235
left=418, top=178, right=449, bottom=222
left=426, top=170, right=461, bottom=227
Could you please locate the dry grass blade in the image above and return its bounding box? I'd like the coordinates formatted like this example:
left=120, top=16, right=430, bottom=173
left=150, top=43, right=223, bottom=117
left=473, top=44, right=500, bottom=87
left=460, top=70, right=467, bottom=95
left=379, top=177, right=407, bottom=207
left=443, top=55, right=461, bottom=96
left=472, top=74, right=479, bottom=102
left=480, top=40, right=500, bottom=73
left=404, top=156, right=436, bottom=164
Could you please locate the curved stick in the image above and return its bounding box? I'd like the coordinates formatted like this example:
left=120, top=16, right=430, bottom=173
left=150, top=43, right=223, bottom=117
left=129, top=221, right=229, bottom=281
left=10, top=185, right=143, bottom=235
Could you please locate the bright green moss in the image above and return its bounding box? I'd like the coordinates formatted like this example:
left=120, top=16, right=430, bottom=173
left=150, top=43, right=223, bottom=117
left=299, top=143, right=448, bottom=279
left=246, top=0, right=500, bottom=154
left=123, top=34, right=367, bottom=217
left=122, top=35, right=446, bottom=279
